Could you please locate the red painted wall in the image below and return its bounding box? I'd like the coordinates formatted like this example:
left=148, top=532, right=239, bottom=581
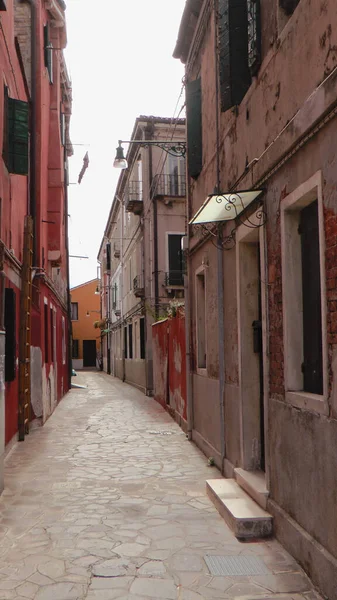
left=152, top=313, right=187, bottom=426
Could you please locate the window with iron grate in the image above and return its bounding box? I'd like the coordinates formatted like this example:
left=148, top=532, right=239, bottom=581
left=247, top=0, right=261, bottom=75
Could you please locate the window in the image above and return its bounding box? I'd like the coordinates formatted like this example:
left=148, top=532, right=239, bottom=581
left=167, top=155, right=186, bottom=196
left=0, top=1, right=6, bottom=11
left=44, top=24, right=53, bottom=84
left=281, top=172, right=327, bottom=413
left=44, top=303, right=49, bottom=363
left=3, top=86, right=29, bottom=175
left=168, top=234, right=184, bottom=285
left=140, top=317, right=145, bottom=359
left=50, top=307, right=55, bottom=362
left=71, top=302, right=78, bottom=321
left=106, top=243, right=111, bottom=272
left=5, top=288, right=16, bottom=382
left=60, top=110, right=65, bottom=146
left=72, top=339, right=79, bottom=359
left=128, top=323, right=133, bottom=359
left=247, top=0, right=261, bottom=75
left=196, top=270, right=206, bottom=370
left=279, top=0, right=300, bottom=16
left=186, top=78, right=202, bottom=179
left=124, top=326, right=128, bottom=358
left=218, top=0, right=251, bottom=111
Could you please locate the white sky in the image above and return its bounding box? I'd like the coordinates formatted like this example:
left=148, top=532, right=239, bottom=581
left=64, top=0, right=186, bottom=288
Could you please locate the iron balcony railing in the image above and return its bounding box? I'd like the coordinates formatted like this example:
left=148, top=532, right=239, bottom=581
left=153, top=173, right=186, bottom=198
left=125, top=181, right=143, bottom=214
left=133, top=273, right=145, bottom=297
left=165, top=270, right=185, bottom=287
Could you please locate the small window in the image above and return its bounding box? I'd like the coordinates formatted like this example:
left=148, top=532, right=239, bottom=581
left=196, top=271, right=206, bottom=370
left=168, top=234, right=184, bottom=286
left=44, top=24, right=53, bottom=84
left=0, top=1, right=7, bottom=11
left=128, top=323, right=133, bottom=359
left=71, top=302, right=78, bottom=321
left=72, top=339, right=79, bottom=359
left=106, top=243, right=111, bottom=272
left=60, top=110, right=66, bottom=146
left=140, top=317, right=145, bottom=359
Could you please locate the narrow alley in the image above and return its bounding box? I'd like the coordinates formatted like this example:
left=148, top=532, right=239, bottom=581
left=0, top=374, right=322, bottom=600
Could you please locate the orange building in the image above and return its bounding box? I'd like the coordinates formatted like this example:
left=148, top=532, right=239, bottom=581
left=70, top=279, right=101, bottom=369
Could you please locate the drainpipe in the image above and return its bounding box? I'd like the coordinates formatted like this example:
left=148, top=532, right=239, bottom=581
left=146, top=130, right=159, bottom=319
left=214, top=0, right=226, bottom=472
left=64, top=160, right=72, bottom=389
left=22, top=0, right=37, bottom=261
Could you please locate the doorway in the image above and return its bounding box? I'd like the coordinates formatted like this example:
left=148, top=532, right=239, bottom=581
left=83, top=340, right=96, bottom=368
left=237, top=222, right=267, bottom=473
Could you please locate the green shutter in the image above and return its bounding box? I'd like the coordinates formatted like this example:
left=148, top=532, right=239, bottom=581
left=186, top=78, right=202, bottom=179
left=7, top=97, right=29, bottom=175
left=218, top=0, right=251, bottom=111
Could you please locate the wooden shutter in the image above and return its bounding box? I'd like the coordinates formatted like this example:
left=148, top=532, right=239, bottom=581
left=106, top=243, right=111, bottom=272
left=218, top=0, right=251, bottom=111
left=44, top=24, right=53, bottom=84
left=186, top=78, right=202, bottom=179
left=5, top=288, right=16, bottom=382
left=7, top=97, right=29, bottom=175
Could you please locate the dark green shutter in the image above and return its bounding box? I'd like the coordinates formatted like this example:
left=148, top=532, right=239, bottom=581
left=44, top=24, right=53, bottom=84
left=186, top=78, right=202, bottom=179
left=7, top=97, right=29, bottom=175
left=218, top=0, right=251, bottom=111
left=5, top=288, right=16, bottom=382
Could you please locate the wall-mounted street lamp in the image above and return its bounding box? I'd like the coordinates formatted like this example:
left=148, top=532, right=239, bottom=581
left=113, top=139, right=186, bottom=170
left=86, top=310, right=100, bottom=317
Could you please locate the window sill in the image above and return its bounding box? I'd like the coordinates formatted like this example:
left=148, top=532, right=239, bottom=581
left=285, top=391, right=329, bottom=416
left=196, top=367, right=207, bottom=377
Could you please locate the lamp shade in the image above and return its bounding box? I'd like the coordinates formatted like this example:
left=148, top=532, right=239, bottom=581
left=113, top=145, right=128, bottom=169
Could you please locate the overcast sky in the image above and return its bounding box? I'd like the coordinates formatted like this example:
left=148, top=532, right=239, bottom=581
left=64, top=0, right=185, bottom=288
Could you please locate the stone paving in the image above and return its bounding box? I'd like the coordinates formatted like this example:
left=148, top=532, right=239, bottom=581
left=0, top=372, right=323, bottom=600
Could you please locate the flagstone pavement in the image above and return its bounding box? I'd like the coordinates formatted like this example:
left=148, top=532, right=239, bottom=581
left=0, top=372, right=323, bottom=600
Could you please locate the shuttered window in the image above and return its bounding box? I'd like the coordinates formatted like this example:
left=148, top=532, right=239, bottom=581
left=186, top=78, right=202, bottom=179
left=3, top=87, right=29, bottom=176
left=218, top=0, right=251, bottom=111
left=247, top=0, right=261, bottom=75
left=106, top=243, right=111, bottom=272
left=5, top=288, right=16, bottom=382
left=44, top=24, right=53, bottom=84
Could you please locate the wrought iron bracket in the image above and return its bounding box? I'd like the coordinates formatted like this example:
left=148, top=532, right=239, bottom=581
left=118, top=139, right=186, bottom=158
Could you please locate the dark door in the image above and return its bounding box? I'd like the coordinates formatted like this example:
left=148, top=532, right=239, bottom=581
left=252, top=244, right=265, bottom=471
left=83, top=340, right=97, bottom=367
left=168, top=234, right=183, bottom=285
left=300, top=201, right=323, bottom=394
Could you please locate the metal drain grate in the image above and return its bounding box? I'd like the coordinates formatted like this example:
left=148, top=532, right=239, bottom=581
left=204, top=555, right=270, bottom=576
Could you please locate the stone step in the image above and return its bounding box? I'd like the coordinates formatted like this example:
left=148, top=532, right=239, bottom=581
left=234, top=467, right=269, bottom=510
left=206, top=478, right=273, bottom=539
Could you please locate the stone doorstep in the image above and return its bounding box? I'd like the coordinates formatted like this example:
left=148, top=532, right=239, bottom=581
left=234, top=467, right=269, bottom=510
left=206, top=478, right=273, bottom=540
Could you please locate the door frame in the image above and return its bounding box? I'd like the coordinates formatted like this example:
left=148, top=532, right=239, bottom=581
left=236, top=212, right=269, bottom=484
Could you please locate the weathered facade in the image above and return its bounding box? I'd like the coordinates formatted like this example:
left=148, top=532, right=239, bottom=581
left=0, top=0, right=72, bottom=492
left=98, top=116, right=186, bottom=395
left=174, top=0, right=337, bottom=597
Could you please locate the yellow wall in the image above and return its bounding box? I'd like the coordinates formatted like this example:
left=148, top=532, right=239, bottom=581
left=70, top=279, right=101, bottom=359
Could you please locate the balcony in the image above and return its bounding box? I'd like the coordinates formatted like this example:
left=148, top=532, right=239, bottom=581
left=153, top=174, right=186, bottom=199
left=165, top=270, right=185, bottom=288
left=125, top=181, right=143, bottom=215
left=133, top=274, right=145, bottom=298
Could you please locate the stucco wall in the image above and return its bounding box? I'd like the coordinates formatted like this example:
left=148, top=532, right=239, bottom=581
left=125, top=359, right=146, bottom=392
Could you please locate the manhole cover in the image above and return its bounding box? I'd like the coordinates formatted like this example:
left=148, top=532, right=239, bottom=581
left=204, top=555, right=270, bottom=576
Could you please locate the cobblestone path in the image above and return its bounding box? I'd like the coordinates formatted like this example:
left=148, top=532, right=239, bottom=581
left=0, top=372, right=322, bottom=600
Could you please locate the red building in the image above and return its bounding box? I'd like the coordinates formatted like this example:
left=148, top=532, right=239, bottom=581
left=0, top=0, right=72, bottom=491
